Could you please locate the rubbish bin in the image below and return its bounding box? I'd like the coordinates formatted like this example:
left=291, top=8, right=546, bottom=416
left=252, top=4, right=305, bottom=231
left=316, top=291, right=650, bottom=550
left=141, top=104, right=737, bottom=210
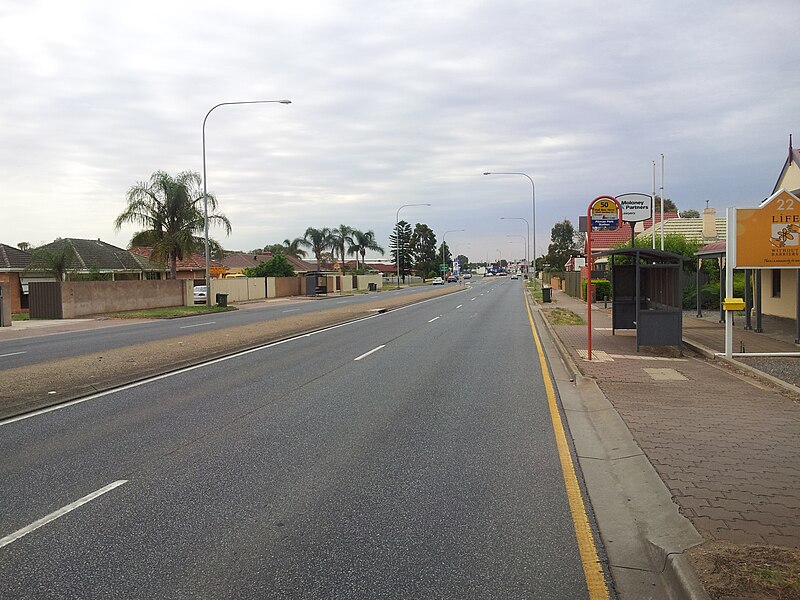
left=541, top=287, right=552, bottom=303
left=215, top=293, right=228, bottom=307
left=368, top=282, right=377, bottom=291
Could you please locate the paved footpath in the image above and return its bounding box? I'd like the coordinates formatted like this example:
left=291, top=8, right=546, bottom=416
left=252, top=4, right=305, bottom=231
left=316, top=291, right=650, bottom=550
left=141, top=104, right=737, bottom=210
left=542, top=288, right=800, bottom=551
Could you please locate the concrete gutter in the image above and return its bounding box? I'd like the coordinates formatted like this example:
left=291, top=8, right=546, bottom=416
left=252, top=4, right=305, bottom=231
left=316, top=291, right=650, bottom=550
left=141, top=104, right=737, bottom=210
left=532, top=294, right=710, bottom=600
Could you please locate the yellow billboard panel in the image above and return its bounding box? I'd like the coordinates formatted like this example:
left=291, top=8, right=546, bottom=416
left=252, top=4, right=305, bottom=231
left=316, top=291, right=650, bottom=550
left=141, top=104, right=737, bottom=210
left=736, top=189, right=800, bottom=268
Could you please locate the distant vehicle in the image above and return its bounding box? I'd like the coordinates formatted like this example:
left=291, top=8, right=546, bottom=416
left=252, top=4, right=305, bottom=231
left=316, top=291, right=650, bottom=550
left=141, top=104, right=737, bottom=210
left=497, top=271, right=508, bottom=276
left=463, top=273, right=472, bottom=279
left=447, top=275, right=458, bottom=283
left=431, top=277, right=444, bottom=285
left=193, top=285, right=207, bottom=304
left=511, top=273, right=519, bottom=280
left=225, top=273, right=246, bottom=278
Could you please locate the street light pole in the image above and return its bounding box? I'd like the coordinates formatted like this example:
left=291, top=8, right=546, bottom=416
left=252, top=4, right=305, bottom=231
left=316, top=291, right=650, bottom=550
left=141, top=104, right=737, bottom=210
left=202, top=99, right=291, bottom=305
left=442, top=229, right=464, bottom=278
left=500, top=216, right=530, bottom=277
left=395, top=203, right=431, bottom=289
left=484, top=172, right=536, bottom=281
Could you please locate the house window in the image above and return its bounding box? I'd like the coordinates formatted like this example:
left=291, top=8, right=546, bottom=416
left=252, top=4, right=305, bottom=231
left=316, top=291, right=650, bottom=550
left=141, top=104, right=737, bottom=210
left=771, top=270, right=781, bottom=298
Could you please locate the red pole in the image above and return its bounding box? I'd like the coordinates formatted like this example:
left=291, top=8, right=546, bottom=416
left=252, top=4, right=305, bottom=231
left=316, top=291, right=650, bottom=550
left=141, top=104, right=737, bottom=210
left=586, top=203, right=593, bottom=361
left=586, top=195, right=622, bottom=362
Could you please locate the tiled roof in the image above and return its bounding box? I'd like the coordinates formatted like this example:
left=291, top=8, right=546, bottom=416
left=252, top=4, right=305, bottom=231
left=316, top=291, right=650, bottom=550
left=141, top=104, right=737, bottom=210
left=696, top=241, right=727, bottom=257
left=639, top=218, right=727, bottom=242
left=129, top=247, right=222, bottom=271
left=35, top=239, right=160, bottom=272
left=221, top=253, right=272, bottom=270
left=0, top=244, right=32, bottom=270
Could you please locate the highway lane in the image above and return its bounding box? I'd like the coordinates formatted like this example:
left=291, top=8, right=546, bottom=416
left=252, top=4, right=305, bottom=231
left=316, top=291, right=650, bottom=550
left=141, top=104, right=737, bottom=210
left=0, top=284, right=452, bottom=369
left=0, top=277, right=605, bottom=598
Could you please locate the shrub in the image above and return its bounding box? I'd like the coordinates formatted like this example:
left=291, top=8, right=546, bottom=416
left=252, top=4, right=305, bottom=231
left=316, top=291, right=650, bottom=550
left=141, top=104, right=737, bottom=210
left=582, top=279, right=611, bottom=301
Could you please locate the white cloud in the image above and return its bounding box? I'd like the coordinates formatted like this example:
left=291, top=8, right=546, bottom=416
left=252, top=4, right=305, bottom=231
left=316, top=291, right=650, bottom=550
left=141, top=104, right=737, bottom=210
left=1, top=0, right=798, bottom=262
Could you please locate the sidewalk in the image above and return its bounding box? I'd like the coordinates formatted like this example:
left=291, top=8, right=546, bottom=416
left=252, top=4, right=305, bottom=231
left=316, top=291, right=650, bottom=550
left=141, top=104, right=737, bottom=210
left=539, top=288, right=799, bottom=597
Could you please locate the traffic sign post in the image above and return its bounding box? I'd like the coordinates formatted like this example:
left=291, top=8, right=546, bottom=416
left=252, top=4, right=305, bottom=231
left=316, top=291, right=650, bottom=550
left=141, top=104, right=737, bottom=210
left=586, top=195, right=623, bottom=360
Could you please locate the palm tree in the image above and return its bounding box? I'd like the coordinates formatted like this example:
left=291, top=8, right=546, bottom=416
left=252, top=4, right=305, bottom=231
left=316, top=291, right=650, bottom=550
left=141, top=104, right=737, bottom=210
left=27, top=241, right=75, bottom=281
left=300, top=227, right=333, bottom=271
left=114, top=170, right=231, bottom=279
left=282, top=237, right=307, bottom=259
left=330, top=224, right=354, bottom=272
left=348, top=229, right=384, bottom=270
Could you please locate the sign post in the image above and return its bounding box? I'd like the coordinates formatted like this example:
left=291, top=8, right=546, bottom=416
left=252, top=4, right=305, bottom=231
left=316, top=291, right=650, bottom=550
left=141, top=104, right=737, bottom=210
left=586, top=195, right=622, bottom=360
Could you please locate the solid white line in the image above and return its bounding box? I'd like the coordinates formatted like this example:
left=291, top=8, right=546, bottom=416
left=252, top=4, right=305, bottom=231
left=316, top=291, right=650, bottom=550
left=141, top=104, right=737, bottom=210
left=0, top=480, right=128, bottom=550
left=428, top=316, right=440, bottom=323
left=354, top=345, right=385, bottom=361
left=0, top=351, right=27, bottom=358
left=179, top=321, right=216, bottom=329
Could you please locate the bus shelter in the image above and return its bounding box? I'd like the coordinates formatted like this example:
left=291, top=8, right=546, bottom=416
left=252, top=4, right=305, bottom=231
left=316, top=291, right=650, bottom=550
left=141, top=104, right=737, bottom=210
left=598, top=248, right=686, bottom=351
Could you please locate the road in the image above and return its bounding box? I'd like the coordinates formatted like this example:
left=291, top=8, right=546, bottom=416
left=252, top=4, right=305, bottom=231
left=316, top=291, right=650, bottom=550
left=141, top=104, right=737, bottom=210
left=0, top=285, right=432, bottom=369
left=0, top=277, right=607, bottom=599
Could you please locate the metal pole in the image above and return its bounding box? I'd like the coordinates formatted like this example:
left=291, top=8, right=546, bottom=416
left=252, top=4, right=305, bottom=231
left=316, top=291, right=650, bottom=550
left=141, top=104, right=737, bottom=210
left=442, top=229, right=464, bottom=278
left=660, top=154, right=665, bottom=251
left=725, top=207, right=735, bottom=359
left=394, top=203, right=431, bottom=289
left=202, top=99, right=291, bottom=306
left=652, top=160, right=657, bottom=250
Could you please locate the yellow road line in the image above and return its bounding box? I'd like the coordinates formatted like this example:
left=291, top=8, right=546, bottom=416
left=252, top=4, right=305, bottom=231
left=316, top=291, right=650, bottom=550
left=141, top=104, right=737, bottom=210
left=525, top=294, right=610, bottom=599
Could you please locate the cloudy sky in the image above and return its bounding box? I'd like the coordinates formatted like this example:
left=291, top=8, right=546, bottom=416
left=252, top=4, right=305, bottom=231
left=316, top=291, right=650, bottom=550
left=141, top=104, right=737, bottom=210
left=3, top=0, right=798, bottom=264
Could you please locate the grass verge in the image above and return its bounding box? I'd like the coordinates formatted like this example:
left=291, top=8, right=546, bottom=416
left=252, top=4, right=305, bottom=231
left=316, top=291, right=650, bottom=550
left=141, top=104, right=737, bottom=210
left=105, top=306, right=237, bottom=319
left=11, top=313, right=30, bottom=321
left=543, top=307, right=585, bottom=325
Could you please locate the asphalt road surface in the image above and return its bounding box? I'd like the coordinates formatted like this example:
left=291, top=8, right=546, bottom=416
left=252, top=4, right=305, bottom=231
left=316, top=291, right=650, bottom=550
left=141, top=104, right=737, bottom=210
left=0, top=278, right=602, bottom=599
left=0, top=285, right=428, bottom=369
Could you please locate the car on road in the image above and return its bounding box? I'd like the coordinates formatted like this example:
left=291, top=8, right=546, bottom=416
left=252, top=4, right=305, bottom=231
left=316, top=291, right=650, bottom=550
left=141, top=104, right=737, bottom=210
left=511, top=273, right=519, bottom=280
left=447, top=275, right=458, bottom=283
left=463, top=273, right=472, bottom=279
left=193, top=285, right=207, bottom=304
left=431, top=277, right=444, bottom=285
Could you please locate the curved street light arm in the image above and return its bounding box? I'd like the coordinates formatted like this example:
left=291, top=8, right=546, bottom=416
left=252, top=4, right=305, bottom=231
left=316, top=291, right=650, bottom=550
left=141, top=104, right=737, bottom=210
left=201, top=100, right=291, bottom=305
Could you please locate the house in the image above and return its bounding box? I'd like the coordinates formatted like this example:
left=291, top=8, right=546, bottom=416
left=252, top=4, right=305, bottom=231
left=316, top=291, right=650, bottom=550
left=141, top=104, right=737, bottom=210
left=29, top=238, right=164, bottom=281
left=0, top=244, right=32, bottom=312
left=129, top=247, right=224, bottom=282
left=758, top=136, right=800, bottom=320
left=638, top=208, right=726, bottom=243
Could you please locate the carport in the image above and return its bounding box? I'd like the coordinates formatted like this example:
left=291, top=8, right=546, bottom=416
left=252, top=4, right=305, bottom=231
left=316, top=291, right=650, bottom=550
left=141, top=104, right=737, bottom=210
left=599, top=248, right=686, bottom=351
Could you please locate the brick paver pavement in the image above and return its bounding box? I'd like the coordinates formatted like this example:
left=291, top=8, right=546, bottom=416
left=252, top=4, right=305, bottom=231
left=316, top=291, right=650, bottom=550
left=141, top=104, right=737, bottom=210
left=542, top=289, right=800, bottom=549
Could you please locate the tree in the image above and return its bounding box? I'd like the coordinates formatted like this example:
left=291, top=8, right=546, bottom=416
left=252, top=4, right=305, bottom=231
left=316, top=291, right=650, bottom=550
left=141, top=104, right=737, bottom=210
left=409, top=223, right=437, bottom=281
left=348, top=229, right=384, bottom=270
left=654, top=195, right=678, bottom=213
left=437, top=241, right=452, bottom=271
left=243, top=254, right=295, bottom=277
left=543, top=219, right=582, bottom=271
left=680, top=209, right=700, bottom=218
left=300, top=227, right=333, bottom=271
left=282, top=238, right=307, bottom=259
left=17, top=242, right=30, bottom=252
left=330, top=224, right=354, bottom=271
left=389, top=221, right=413, bottom=282
left=114, top=170, right=231, bottom=279
left=455, top=254, right=469, bottom=270
left=27, top=241, right=75, bottom=281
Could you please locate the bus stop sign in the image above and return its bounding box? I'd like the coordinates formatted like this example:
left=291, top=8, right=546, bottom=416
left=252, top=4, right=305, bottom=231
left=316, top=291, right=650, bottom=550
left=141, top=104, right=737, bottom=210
left=590, top=197, right=621, bottom=230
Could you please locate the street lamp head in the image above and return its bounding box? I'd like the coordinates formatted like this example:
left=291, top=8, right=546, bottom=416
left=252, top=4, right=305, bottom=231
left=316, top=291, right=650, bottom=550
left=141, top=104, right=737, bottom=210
left=483, top=172, right=491, bottom=175
left=278, top=100, right=292, bottom=104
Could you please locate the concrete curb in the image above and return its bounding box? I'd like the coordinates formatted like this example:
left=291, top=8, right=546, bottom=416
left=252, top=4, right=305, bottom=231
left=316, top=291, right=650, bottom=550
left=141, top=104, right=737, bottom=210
left=531, top=292, right=710, bottom=600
